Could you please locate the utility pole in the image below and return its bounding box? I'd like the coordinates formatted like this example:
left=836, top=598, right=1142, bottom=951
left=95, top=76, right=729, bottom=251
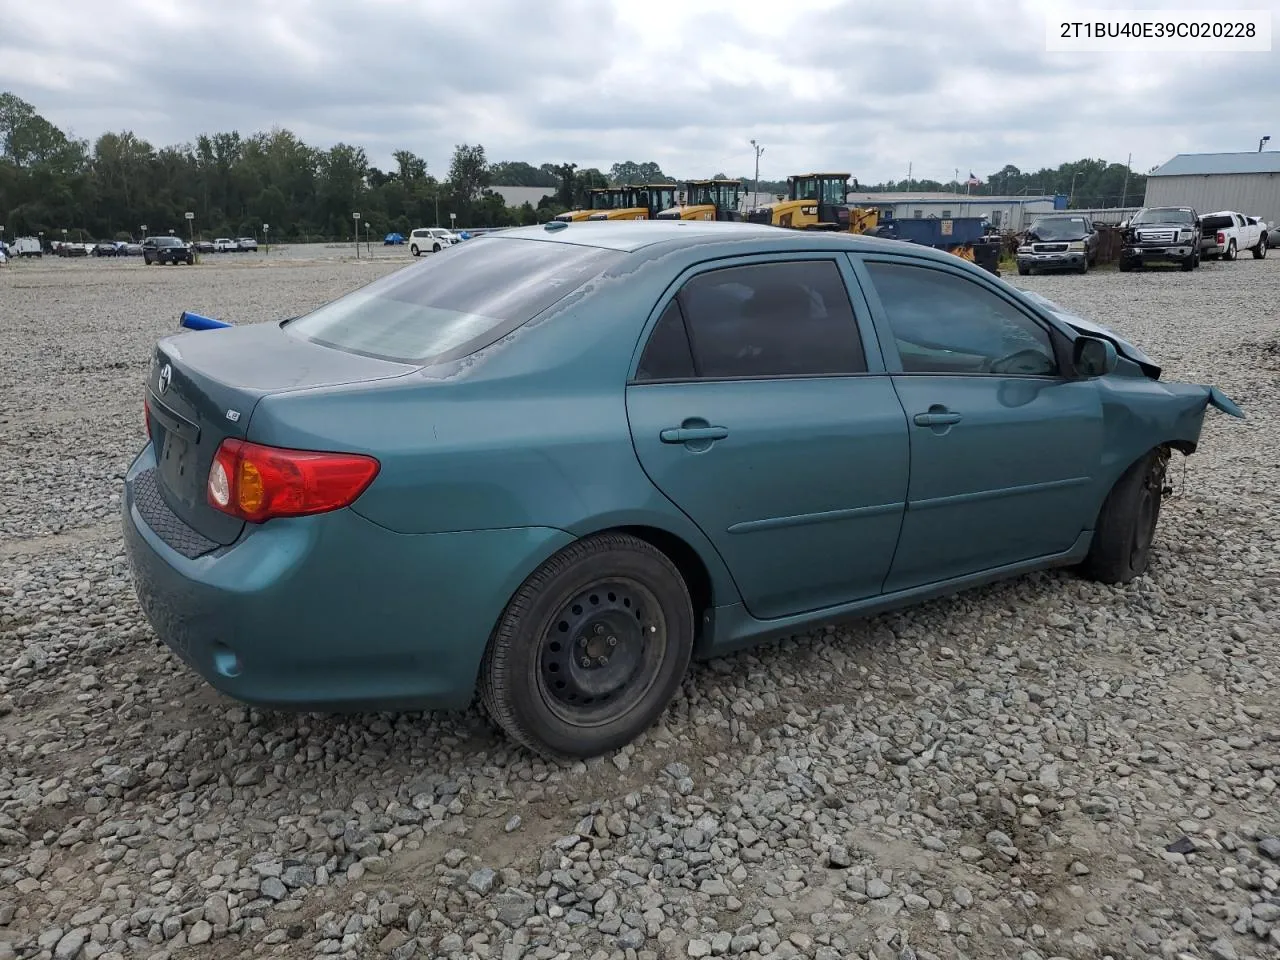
left=749, top=139, right=764, bottom=204
left=907, top=162, right=912, bottom=192
left=1120, top=152, right=1132, bottom=208
left=1260, top=135, right=1271, bottom=152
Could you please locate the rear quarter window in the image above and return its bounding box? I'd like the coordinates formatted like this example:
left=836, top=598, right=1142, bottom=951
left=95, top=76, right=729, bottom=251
left=284, top=237, right=622, bottom=364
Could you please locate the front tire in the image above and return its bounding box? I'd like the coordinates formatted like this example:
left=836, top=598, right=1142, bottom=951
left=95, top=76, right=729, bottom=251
left=1118, top=257, right=1134, bottom=272
left=432, top=243, right=441, bottom=253
left=1078, top=448, right=1170, bottom=584
left=1254, top=236, right=1268, bottom=259
left=410, top=245, right=420, bottom=256
left=480, top=532, right=695, bottom=759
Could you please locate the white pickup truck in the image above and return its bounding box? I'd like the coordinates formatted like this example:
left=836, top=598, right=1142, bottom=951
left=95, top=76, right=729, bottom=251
left=1200, top=210, right=1269, bottom=260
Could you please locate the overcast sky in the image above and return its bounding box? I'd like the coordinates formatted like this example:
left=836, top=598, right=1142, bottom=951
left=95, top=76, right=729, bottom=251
left=1, top=0, right=1276, bottom=184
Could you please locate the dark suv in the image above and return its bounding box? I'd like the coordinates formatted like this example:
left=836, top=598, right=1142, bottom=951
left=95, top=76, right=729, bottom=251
left=1016, top=215, right=1099, bottom=275
left=143, top=236, right=194, bottom=265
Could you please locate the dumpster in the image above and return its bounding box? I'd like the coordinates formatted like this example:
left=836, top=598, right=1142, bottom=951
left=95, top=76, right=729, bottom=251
left=875, top=216, right=987, bottom=246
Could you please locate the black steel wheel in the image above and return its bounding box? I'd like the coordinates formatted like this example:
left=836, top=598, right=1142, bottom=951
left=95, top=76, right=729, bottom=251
left=1078, top=447, right=1170, bottom=584
left=480, top=532, right=695, bottom=758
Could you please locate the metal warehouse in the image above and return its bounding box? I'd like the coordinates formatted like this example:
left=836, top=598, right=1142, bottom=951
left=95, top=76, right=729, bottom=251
left=845, top=192, right=1067, bottom=232
left=1143, top=152, right=1280, bottom=224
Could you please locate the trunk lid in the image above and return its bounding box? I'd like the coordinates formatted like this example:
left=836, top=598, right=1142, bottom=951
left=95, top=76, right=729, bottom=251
left=145, top=322, right=416, bottom=544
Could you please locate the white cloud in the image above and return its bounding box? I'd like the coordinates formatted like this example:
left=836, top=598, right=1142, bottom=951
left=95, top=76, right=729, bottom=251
left=0, top=0, right=1275, bottom=183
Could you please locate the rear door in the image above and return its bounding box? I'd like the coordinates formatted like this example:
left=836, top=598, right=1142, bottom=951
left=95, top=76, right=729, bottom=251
left=625, top=255, right=910, bottom=621
left=852, top=255, right=1104, bottom=592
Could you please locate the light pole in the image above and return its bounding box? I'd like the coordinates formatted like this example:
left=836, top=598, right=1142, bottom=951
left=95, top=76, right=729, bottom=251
left=1260, top=135, right=1271, bottom=152
left=352, top=212, right=360, bottom=259
left=750, top=139, right=764, bottom=206
left=263, top=223, right=269, bottom=254
left=364, top=221, right=371, bottom=256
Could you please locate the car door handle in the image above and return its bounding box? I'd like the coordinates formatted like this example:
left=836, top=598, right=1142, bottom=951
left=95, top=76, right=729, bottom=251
left=660, top=426, right=729, bottom=443
left=913, top=412, right=962, bottom=427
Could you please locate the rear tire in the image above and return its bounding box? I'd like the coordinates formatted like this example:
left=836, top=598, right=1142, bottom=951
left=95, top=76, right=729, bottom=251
left=479, top=532, right=695, bottom=759
left=1223, top=240, right=1237, bottom=261
left=1078, top=448, right=1170, bottom=584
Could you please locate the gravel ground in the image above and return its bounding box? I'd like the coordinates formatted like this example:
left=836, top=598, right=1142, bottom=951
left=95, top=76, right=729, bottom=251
left=1, top=250, right=1278, bottom=960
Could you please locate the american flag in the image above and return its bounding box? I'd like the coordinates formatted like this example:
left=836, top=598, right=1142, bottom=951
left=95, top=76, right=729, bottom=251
left=965, top=171, right=982, bottom=187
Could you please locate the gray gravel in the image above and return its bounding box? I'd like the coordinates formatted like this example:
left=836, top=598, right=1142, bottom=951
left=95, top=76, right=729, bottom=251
left=1, top=250, right=1278, bottom=960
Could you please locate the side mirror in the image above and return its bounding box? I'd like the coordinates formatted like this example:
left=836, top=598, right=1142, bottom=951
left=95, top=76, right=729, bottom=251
left=1073, top=336, right=1117, bottom=378
left=1118, top=220, right=1129, bottom=229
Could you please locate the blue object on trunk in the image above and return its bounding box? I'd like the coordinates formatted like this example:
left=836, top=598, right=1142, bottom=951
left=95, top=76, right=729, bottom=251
left=181, top=311, right=232, bottom=331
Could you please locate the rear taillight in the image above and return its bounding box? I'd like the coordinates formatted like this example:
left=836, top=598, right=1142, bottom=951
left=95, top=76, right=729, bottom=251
left=1217, top=231, right=1225, bottom=245
left=207, top=439, right=379, bottom=523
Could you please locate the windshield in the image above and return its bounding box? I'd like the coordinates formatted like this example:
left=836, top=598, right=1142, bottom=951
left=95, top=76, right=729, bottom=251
left=1133, top=208, right=1194, bottom=225
left=285, top=237, right=622, bottom=364
left=1028, top=217, right=1090, bottom=240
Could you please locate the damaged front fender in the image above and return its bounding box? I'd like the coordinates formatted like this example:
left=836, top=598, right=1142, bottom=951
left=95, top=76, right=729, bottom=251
left=1205, top=386, right=1245, bottom=419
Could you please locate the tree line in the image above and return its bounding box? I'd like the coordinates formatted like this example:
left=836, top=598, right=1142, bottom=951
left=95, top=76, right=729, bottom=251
left=2, top=90, right=1148, bottom=243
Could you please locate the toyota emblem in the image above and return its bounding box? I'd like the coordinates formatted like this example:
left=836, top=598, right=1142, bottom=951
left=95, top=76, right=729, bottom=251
left=158, top=363, right=172, bottom=395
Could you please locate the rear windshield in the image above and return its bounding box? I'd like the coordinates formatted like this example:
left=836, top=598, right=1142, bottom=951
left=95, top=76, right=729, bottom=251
left=1201, top=215, right=1234, bottom=231
left=285, top=236, right=622, bottom=364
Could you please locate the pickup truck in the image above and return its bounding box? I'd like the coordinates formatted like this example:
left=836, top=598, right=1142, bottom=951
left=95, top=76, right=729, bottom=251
left=1200, top=210, right=1268, bottom=260
left=1118, top=206, right=1201, bottom=272
left=212, top=237, right=237, bottom=253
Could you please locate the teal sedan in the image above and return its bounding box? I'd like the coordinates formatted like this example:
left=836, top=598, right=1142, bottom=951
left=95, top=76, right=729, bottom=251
left=122, top=220, right=1242, bottom=758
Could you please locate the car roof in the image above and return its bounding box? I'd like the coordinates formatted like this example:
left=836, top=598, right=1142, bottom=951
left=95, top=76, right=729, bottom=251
left=478, top=219, right=963, bottom=261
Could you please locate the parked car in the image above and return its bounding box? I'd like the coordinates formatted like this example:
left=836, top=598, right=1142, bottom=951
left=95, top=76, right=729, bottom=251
left=123, top=243, right=144, bottom=256
left=384, top=232, right=405, bottom=245
left=12, top=236, right=43, bottom=258
left=122, top=221, right=1243, bottom=758
left=143, top=236, right=194, bottom=265
left=1199, top=211, right=1268, bottom=260
left=93, top=241, right=121, bottom=257
left=236, top=237, right=258, bottom=252
left=408, top=227, right=458, bottom=256
left=212, top=238, right=237, bottom=253
left=1118, top=206, right=1200, bottom=271
left=193, top=240, right=214, bottom=254
left=1016, top=215, right=1099, bottom=274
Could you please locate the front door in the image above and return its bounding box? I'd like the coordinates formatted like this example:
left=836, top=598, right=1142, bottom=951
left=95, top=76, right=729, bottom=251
left=854, top=257, right=1104, bottom=592
left=626, top=257, right=910, bottom=621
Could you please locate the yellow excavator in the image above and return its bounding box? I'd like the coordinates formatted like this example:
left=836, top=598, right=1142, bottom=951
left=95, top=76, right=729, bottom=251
left=746, top=172, right=879, bottom=234
left=656, top=179, right=745, bottom=222
left=587, top=183, right=681, bottom=220
left=554, top=188, right=629, bottom=223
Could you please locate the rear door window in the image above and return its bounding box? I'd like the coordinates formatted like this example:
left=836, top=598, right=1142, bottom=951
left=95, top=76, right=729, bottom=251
left=671, top=260, right=867, bottom=379
left=285, top=237, right=621, bottom=364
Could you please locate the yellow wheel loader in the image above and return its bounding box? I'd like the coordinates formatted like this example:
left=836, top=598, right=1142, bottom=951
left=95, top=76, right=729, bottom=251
left=554, top=188, right=628, bottom=223
left=587, top=183, right=681, bottom=220
left=745, top=172, right=879, bottom=234
left=655, top=179, right=744, bottom=221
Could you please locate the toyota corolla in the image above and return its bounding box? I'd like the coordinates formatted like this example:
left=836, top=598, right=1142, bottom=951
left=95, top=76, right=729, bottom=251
left=122, top=220, right=1242, bottom=758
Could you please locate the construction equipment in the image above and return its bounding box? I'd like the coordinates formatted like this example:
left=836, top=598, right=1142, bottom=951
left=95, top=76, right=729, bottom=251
left=554, top=188, right=627, bottom=223
left=587, top=183, right=681, bottom=220
left=746, top=173, right=854, bottom=230
left=656, top=180, right=744, bottom=222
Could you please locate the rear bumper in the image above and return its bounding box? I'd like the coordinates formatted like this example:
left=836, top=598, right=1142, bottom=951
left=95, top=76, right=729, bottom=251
left=121, top=445, right=572, bottom=712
